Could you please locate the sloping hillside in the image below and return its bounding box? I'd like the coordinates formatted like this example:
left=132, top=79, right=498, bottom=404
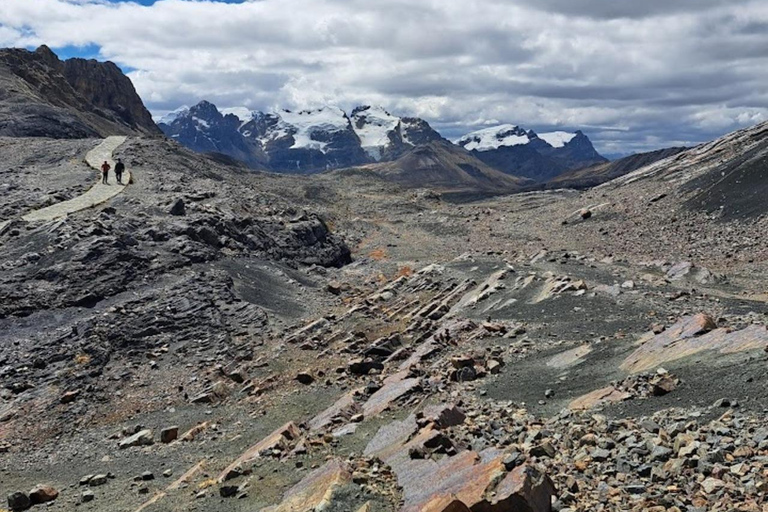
left=546, top=147, right=688, bottom=189
left=341, top=140, right=532, bottom=192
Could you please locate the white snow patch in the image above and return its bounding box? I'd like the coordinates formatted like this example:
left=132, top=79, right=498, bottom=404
left=192, top=116, right=210, bottom=129
left=538, top=131, right=577, bottom=148
left=275, top=107, right=351, bottom=153
left=157, top=105, right=190, bottom=125
left=351, top=106, right=401, bottom=160
left=458, top=124, right=531, bottom=151
left=221, top=107, right=256, bottom=127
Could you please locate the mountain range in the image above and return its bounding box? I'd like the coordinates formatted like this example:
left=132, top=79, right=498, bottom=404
left=158, top=101, right=607, bottom=181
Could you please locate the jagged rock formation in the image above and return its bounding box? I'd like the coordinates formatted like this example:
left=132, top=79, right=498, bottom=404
left=0, top=45, right=161, bottom=138
left=546, top=147, right=688, bottom=189
left=457, top=125, right=607, bottom=181
left=350, top=105, right=444, bottom=161
left=156, top=101, right=267, bottom=169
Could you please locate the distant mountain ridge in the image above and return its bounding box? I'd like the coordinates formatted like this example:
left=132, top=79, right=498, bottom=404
left=158, top=102, right=445, bottom=174
left=157, top=101, right=606, bottom=180
left=457, top=124, right=607, bottom=181
left=0, top=45, right=161, bottom=138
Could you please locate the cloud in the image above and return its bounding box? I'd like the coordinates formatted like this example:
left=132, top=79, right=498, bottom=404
left=1, top=0, right=767, bottom=153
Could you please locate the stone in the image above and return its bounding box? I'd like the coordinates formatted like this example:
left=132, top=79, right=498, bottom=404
left=579, top=208, right=592, bottom=220
left=218, top=422, right=301, bottom=481
left=327, top=281, right=343, bottom=295
left=569, top=386, right=631, bottom=410
left=88, top=474, right=108, bottom=486
left=169, top=198, right=186, bottom=216
left=81, top=490, right=95, bottom=503
left=652, top=375, right=678, bottom=396
left=421, top=404, right=466, bottom=428
left=701, top=477, right=725, bottom=494
left=530, top=441, right=556, bottom=458
left=60, top=389, right=81, bottom=404
left=220, top=485, right=239, bottom=498
left=119, top=429, right=153, bottom=449
left=160, top=426, right=179, bottom=444
left=7, top=491, right=30, bottom=511
left=28, top=485, right=58, bottom=505
left=261, top=459, right=352, bottom=512
left=140, top=471, right=155, bottom=481
left=295, top=372, right=315, bottom=385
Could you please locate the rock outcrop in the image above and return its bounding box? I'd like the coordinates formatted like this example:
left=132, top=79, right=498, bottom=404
left=0, top=45, right=161, bottom=138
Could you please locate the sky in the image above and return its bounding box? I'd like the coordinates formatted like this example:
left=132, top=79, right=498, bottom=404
left=2, top=0, right=767, bottom=155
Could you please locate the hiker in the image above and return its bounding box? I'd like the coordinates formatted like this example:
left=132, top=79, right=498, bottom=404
left=115, top=158, right=125, bottom=184
left=101, top=161, right=111, bottom=184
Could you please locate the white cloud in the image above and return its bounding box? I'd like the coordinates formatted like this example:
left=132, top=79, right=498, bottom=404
left=1, top=0, right=768, bottom=153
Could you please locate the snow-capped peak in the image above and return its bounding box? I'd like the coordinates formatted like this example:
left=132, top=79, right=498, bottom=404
left=351, top=105, right=402, bottom=160
left=268, top=106, right=352, bottom=153
left=157, top=105, right=190, bottom=125
left=457, top=124, right=532, bottom=151
left=538, top=131, right=577, bottom=148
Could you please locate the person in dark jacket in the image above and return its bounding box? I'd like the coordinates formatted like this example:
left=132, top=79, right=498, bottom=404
left=115, top=158, right=125, bottom=184
left=101, top=161, right=111, bottom=184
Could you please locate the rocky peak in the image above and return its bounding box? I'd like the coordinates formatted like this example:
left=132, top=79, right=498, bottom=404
left=457, top=123, right=606, bottom=181
left=0, top=45, right=161, bottom=138
left=33, top=44, right=59, bottom=66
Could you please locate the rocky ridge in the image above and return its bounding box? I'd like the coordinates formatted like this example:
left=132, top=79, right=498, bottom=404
left=0, top=46, right=161, bottom=138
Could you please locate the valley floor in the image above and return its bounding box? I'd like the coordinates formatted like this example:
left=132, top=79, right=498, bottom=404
left=1, top=136, right=767, bottom=512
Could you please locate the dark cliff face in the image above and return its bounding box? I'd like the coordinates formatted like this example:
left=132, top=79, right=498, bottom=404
left=0, top=45, right=161, bottom=138
left=61, top=56, right=159, bottom=135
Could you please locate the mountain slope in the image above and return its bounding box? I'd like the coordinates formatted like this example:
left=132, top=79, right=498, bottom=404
left=350, top=105, right=444, bottom=161
left=342, top=139, right=532, bottom=192
left=0, top=46, right=161, bottom=138
left=156, top=101, right=267, bottom=168
left=546, top=146, right=688, bottom=189
left=457, top=125, right=607, bottom=181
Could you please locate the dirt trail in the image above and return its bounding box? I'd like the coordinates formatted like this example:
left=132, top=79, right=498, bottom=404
left=19, top=135, right=129, bottom=223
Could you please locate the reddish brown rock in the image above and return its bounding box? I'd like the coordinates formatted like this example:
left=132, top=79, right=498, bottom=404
left=29, top=485, right=58, bottom=505
left=362, top=372, right=421, bottom=417
left=218, top=422, right=301, bottom=481
left=421, top=404, right=466, bottom=428
left=261, top=459, right=352, bottom=512
left=365, top=415, right=554, bottom=512
left=307, top=389, right=362, bottom=432
left=569, top=386, right=632, bottom=411
left=621, top=314, right=768, bottom=373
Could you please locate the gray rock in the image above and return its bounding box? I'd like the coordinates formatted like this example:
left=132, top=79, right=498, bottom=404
left=119, top=429, right=153, bottom=449
left=7, top=491, right=30, bottom=511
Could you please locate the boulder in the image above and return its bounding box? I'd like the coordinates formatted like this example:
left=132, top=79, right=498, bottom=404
left=28, top=485, right=58, bottom=505
left=119, top=429, right=153, bottom=449
left=160, top=426, right=179, bottom=444
left=169, top=198, right=186, bottom=216
left=7, top=491, right=30, bottom=511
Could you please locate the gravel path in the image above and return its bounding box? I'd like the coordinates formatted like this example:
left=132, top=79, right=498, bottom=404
left=20, top=136, right=128, bottom=223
